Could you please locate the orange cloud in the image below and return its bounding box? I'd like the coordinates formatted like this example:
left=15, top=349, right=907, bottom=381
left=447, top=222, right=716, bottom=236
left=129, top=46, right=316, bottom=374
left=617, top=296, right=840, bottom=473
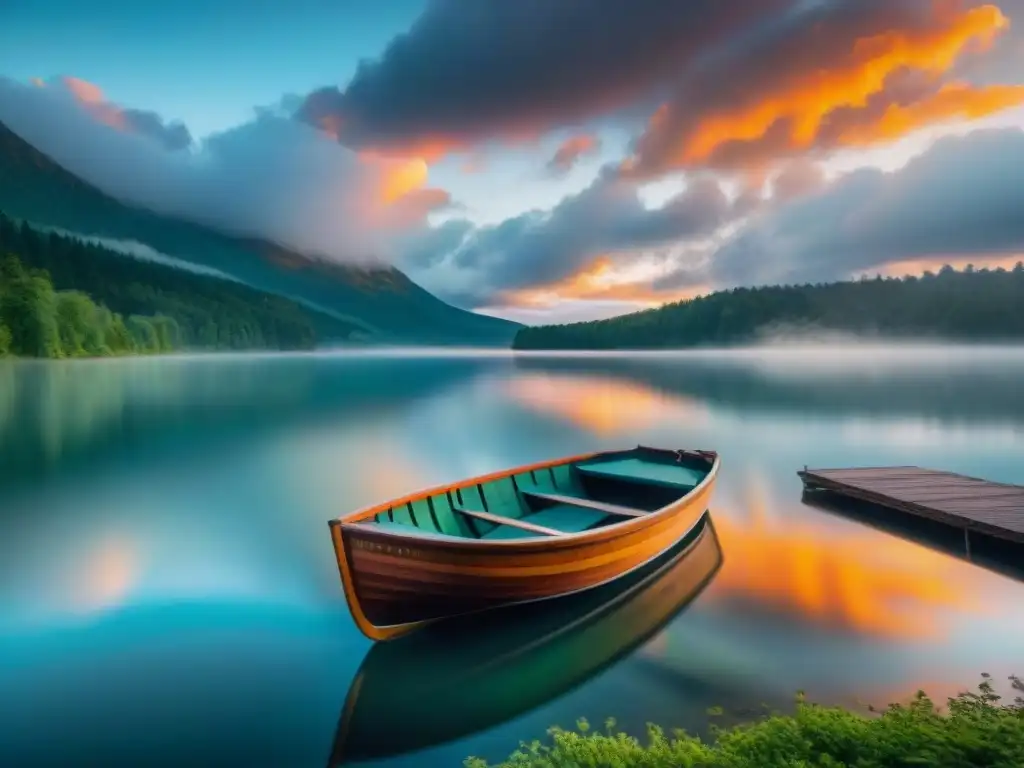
left=635, top=3, right=1018, bottom=172
left=350, top=152, right=451, bottom=226
left=376, top=156, right=429, bottom=204
left=500, top=255, right=707, bottom=309
left=839, top=80, right=1024, bottom=146
left=63, top=76, right=127, bottom=131
left=548, top=133, right=601, bottom=172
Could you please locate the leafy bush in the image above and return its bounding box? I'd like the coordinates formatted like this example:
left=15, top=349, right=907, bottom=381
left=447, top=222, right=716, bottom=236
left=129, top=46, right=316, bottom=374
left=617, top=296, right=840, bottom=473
left=467, top=676, right=1024, bottom=768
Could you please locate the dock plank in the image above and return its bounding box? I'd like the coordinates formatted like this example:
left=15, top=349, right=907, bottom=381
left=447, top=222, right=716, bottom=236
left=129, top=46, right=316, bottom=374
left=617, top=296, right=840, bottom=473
left=798, top=465, right=1024, bottom=543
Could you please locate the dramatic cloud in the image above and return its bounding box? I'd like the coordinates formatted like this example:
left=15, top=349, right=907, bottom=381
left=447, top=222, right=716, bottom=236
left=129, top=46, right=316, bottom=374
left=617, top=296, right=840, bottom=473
left=300, top=0, right=1023, bottom=179
left=298, top=0, right=795, bottom=156
left=0, top=76, right=449, bottom=261
left=546, top=134, right=601, bottom=174
left=708, top=127, right=1024, bottom=287
left=402, top=167, right=737, bottom=309
left=627, top=2, right=1024, bottom=175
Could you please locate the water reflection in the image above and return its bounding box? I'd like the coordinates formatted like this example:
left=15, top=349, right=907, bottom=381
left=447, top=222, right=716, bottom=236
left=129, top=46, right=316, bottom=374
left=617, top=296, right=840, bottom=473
left=505, top=373, right=709, bottom=436
left=330, top=516, right=722, bottom=764
left=803, top=489, right=1024, bottom=584
left=707, top=490, right=989, bottom=641
left=0, top=354, right=498, bottom=490
left=2, top=348, right=1024, bottom=768
left=512, top=349, right=1024, bottom=426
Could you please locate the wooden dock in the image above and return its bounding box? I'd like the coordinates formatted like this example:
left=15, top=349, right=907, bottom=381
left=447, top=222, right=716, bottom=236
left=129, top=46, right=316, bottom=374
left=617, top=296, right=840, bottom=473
left=797, top=466, right=1024, bottom=549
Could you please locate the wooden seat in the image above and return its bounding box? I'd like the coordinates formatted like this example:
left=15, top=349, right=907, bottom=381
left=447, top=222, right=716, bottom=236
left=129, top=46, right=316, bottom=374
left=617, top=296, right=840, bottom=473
left=575, top=458, right=704, bottom=489
left=482, top=504, right=609, bottom=539
left=453, top=506, right=565, bottom=537
left=520, top=488, right=648, bottom=518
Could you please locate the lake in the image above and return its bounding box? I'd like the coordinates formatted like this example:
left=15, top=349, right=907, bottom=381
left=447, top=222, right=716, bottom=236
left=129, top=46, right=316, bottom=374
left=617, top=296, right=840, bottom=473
left=2, top=345, right=1024, bottom=768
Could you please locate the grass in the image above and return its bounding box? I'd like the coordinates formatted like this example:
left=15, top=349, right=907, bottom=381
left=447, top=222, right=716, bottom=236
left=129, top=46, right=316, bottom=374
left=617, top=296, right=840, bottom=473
left=466, top=675, right=1024, bottom=767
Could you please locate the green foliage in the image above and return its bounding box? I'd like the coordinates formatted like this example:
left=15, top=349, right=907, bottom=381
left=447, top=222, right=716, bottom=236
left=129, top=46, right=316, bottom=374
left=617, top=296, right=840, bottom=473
left=0, top=211, right=366, bottom=352
left=512, top=267, right=1024, bottom=350
left=467, top=677, right=1024, bottom=768
left=55, top=290, right=103, bottom=356
left=0, top=254, right=62, bottom=357
left=0, top=251, right=178, bottom=359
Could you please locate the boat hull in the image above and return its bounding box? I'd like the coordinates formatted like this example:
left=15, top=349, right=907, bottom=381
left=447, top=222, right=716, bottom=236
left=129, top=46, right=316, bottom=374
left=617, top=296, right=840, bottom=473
left=330, top=515, right=723, bottom=763
left=329, top=449, right=719, bottom=641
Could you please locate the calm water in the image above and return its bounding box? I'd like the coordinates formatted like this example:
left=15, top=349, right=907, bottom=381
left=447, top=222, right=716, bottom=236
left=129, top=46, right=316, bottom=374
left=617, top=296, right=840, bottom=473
left=3, top=346, right=1024, bottom=767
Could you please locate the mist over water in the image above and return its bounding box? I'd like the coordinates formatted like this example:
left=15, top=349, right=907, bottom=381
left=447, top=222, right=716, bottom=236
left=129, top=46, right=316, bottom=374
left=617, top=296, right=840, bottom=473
left=2, top=345, right=1024, bottom=767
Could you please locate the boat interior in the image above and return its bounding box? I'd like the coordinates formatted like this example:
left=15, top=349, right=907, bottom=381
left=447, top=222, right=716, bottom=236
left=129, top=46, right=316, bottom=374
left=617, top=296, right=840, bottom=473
left=356, top=447, right=713, bottom=541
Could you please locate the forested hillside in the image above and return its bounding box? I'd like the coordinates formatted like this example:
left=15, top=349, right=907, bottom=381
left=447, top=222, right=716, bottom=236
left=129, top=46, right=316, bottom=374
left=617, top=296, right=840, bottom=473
left=0, top=212, right=365, bottom=354
left=0, top=119, right=519, bottom=346
left=0, top=252, right=179, bottom=357
left=512, top=265, right=1024, bottom=350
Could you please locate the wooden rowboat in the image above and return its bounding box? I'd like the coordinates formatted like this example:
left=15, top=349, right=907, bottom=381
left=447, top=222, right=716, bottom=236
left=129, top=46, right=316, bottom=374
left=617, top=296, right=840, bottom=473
left=328, top=515, right=723, bottom=763
left=328, top=445, right=720, bottom=641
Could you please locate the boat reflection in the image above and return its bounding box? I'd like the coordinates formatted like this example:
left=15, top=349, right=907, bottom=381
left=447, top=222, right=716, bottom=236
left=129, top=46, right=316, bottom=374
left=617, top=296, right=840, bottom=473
left=327, top=513, right=724, bottom=764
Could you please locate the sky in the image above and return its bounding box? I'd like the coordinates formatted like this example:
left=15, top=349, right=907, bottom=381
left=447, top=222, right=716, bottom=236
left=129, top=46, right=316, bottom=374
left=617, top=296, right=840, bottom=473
left=1, top=0, right=1024, bottom=324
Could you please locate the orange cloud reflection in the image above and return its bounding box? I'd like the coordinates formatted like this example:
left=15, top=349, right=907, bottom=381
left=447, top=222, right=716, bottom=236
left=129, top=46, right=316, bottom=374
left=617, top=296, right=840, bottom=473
left=507, top=373, right=708, bottom=437
left=707, top=483, right=993, bottom=641
left=72, top=534, right=138, bottom=614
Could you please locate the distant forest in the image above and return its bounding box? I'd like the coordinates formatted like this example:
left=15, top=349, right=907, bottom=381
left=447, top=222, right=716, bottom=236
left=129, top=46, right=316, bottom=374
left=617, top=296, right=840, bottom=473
left=0, top=252, right=178, bottom=358
left=0, top=211, right=362, bottom=357
left=512, top=264, right=1024, bottom=350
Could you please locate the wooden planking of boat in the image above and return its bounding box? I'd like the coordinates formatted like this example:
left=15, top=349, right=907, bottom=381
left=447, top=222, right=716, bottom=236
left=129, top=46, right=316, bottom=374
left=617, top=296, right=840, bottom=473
left=329, top=515, right=723, bottom=763
left=328, top=445, right=720, bottom=641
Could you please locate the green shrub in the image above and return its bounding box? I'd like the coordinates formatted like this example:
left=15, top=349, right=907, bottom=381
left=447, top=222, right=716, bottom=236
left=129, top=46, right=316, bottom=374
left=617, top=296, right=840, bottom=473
left=467, top=676, right=1024, bottom=768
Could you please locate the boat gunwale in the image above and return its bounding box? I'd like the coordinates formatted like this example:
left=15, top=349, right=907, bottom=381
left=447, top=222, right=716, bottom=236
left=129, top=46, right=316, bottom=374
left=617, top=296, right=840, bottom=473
left=329, top=447, right=720, bottom=551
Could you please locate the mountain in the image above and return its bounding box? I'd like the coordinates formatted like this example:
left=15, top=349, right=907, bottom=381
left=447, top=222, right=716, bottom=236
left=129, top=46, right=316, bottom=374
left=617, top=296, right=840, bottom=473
left=512, top=265, right=1024, bottom=350
left=0, top=120, right=519, bottom=346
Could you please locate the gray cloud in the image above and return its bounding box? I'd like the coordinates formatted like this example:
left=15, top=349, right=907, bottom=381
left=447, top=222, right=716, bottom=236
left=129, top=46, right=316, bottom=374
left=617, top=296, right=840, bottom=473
left=709, top=127, right=1024, bottom=287
left=770, top=159, right=826, bottom=203
left=0, top=77, right=438, bottom=262
left=295, top=0, right=1022, bottom=179
left=298, top=0, right=796, bottom=151
left=402, top=167, right=736, bottom=308
left=120, top=107, right=193, bottom=151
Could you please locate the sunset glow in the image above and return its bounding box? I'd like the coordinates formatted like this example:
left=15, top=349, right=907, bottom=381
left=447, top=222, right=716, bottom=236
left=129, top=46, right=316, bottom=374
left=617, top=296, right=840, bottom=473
left=501, top=255, right=707, bottom=309
left=657, top=4, right=1013, bottom=168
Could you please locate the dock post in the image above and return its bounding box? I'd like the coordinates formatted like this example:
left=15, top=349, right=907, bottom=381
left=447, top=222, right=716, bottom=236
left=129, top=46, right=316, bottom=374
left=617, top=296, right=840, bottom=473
left=964, top=528, right=972, bottom=561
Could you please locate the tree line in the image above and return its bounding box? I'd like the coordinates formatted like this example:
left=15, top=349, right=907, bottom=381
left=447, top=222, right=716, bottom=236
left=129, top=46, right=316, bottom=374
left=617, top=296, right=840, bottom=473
left=0, top=211, right=362, bottom=357
left=512, top=263, right=1024, bottom=350
left=0, top=253, right=179, bottom=357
